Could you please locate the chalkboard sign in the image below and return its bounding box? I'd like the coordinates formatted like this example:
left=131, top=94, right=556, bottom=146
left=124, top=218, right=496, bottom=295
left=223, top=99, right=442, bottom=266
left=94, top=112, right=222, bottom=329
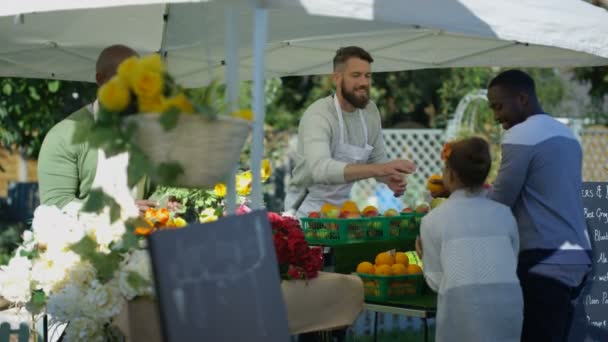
left=570, top=182, right=608, bottom=341
left=147, top=210, right=290, bottom=342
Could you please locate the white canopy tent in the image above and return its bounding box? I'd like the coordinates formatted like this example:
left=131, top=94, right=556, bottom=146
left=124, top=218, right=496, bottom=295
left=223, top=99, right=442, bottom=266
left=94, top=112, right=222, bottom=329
left=1, top=0, right=608, bottom=86
left=1, top=0, right=608, bottom=210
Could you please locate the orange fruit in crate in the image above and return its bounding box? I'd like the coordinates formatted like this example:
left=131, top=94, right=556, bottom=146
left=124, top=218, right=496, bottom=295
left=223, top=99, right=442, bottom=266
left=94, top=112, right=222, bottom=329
left=356, top=261, right=376, bottom=274
left=362, top=205, right=379, bottom=217
left=376, top=264, right=393, bottom=276
left=391, top=263, right=408, bottom=275
left=320, top=203, right=340, bottom=218
left=341, top=200, right=360, bottom=214
left=375, top=252, right=395, bottom=266
left=427, top=174, right=445, bottom=194
left=395, top=252, right=409, bottom=266
left=407, top=264, right=423, bottom=274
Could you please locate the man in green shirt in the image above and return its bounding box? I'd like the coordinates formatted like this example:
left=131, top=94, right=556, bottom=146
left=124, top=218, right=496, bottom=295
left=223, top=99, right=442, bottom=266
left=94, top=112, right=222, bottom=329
left=285, top=46, right=417, bottom=216
left=38, top=44, right=157, bottom=216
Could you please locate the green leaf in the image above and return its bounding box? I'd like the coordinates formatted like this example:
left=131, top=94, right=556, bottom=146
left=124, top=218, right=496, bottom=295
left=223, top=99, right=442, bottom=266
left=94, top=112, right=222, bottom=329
left=109, top=200, right=121, bottom=223
left=126, top=271, right=150, bottom=290
left=156, top=162, right=184, bottom=185
left=82, top=189, right=106, bottom=213
left=94, top=251, right=122, bottom=283
left=159, top=107, right=180, bottom=131
left=2, top=83, right=12, bottom=96
left=70, top=235, right=122, bottom=283
left=70, top=235, right=98, bottom=258
left=26, top=290, right=47, bottom=314
left=47, top=80, right=60, bottom=93
left=127, top=148, right=152, bottom=188
left=28, top=86, right=40, bottom=100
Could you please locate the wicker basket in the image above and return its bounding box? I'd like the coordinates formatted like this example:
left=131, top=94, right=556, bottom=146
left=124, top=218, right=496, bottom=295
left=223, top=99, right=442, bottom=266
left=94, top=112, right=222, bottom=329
left=128, top=114, right=251, bottom=188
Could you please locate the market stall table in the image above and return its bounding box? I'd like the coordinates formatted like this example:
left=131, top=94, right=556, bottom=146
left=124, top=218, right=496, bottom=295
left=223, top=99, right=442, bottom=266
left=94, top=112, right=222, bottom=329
left=365, top=294, right=437, bottom=342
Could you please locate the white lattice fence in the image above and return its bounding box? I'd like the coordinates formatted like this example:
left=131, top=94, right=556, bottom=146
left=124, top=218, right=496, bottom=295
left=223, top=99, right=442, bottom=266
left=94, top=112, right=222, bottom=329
left=350, top=129, right=445, bottom=210
left=582, top=129, right=608, bottom=182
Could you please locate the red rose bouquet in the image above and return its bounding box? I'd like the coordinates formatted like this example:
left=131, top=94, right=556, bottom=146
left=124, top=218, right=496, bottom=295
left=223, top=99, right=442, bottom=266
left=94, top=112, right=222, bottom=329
left=267, top=212, right=324, bottom=280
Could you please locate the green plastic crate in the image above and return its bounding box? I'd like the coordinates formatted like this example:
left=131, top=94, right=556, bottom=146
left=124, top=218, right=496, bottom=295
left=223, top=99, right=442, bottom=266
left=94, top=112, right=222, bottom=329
left=301, top=217, right=379, bottom=244
left=301, top=214, right=426, bottom=245
left=357, top=272, right=426, bottom=301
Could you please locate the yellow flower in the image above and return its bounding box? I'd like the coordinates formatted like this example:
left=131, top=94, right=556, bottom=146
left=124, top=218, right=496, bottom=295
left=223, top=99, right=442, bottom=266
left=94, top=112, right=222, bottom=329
left=163, top=93, right=194, bottom=113
left=236, top=171, right=252, bottom=196
left=138, top=95, right=165, bottom=113
left=232, top=109, right=254, bottom=121
left=98, top=77, right=130, bottom=112
left=214, top=183, right=227, bottom=198
left=138, top=53, right=164, bottom=73
left=261, top=159, right=272, bottom=182
left=117, top=56, right=139, bottom=85
left=199, top=208, right=218, bottom=223
left=172, top=217, right=187, bottom=228
left=132, top=69, right=163, bottom=99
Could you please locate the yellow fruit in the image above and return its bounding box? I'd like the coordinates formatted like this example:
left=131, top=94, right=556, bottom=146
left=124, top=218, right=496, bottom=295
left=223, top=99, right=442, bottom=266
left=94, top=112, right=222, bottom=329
left=320, top=203, right=338, bottom=215
left=407, top=264, right=423, bottom=274
left=341, top=200, right=360, bottom=214
left=395, top=252, right=409, bottom=266
left=391, top=263, right=408, bottom=275
left=427, top=174, right=445, bottom=194
left=356, top=261, right=375, bottom=274
left=375, top=252, right=395, bottom=266
left=376, top=264, right=393, bottom=276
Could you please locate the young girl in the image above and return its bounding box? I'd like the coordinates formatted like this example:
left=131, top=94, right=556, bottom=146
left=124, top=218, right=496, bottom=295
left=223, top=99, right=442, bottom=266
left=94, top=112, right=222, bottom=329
left=417, top=137, right=523, bottom=342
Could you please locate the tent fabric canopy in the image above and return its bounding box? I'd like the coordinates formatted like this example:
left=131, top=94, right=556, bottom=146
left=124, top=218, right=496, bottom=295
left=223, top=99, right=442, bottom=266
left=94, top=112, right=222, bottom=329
left=1, top=0, right=607, bottom=87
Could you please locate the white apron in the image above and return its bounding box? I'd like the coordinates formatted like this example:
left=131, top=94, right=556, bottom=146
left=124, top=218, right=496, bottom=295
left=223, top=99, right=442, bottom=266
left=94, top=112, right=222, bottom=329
left=286, top=95, right=373, bottom=217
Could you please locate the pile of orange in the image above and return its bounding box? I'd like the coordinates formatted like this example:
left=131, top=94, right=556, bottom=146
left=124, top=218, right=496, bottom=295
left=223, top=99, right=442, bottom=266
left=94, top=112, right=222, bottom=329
left=356, top=251, right=423, bottom=276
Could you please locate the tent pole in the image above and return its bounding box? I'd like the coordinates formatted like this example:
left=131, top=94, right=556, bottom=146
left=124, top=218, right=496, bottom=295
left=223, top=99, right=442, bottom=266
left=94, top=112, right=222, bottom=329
left=250, top=4, right=268, bottom=210
left=224, top=5, right=239, bottom=215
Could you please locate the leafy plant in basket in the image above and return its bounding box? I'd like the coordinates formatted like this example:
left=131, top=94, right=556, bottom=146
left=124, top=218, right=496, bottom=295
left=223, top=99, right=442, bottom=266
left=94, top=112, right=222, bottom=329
left=74, top=53, right=253, bottom=191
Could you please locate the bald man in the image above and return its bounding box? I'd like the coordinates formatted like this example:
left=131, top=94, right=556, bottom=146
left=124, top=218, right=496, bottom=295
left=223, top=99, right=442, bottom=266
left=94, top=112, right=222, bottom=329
left=38, top=44, right=157, bottom=215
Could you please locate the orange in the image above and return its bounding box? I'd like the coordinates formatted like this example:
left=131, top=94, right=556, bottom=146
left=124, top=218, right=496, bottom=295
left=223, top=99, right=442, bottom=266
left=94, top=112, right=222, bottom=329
left=391, top=263, right=408, bottom=275
left=362, top=205, right=378, bottom=215
left=427, top=174, right=445, bottom=194
left=407, top=264, right=423, bottom=274
left=320, top=203, right=338, bottom=215
left=375, top=252, right=395, bottom=266
left=375, top=264, right=393, bottom=276
left=341, top=200, right=360, bottom=214
left=395, top=252, right=409, bottom=266
left=356, top=261, right=375, bottom=274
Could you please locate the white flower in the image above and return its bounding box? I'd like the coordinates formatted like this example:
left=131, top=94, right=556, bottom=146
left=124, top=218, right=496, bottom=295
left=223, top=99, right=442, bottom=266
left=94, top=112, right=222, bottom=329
left=62, top=317, right=105, bottom=342
left=0, top=255, right=33, bottom=303
left=86, top=280, right=125, bottom=320
left=47, top=284, right=90, bottom=322
left=52, top=260, right=97, bottom=293
left=79, top=211, right=127, bottom=254
left=21, top=230, right=36, bottom=252
left=118, top=250, right=153, bottom=300
left=32, top=205, right=85, bottom=252
left=31, top=250, right=80, bottom=294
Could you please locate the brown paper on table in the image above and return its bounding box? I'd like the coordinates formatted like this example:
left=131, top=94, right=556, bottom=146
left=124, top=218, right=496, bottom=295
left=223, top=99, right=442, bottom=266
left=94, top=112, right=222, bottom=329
left=114, top=297, right=162, bottom=342
left=114, top=272, right=364, bottom=339
left=281, top=271, right=364, bottom=335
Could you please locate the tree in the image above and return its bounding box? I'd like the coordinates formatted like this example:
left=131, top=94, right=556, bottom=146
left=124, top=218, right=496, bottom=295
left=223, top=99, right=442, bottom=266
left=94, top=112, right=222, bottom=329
left=0, top=78, right=96, bottom=178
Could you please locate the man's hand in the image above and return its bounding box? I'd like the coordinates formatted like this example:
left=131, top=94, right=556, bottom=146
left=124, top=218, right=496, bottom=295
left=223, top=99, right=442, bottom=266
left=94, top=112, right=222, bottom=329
left=379, top=160, right=417, bottom=177
left=135, top=199, right=157, bottom=216
left=380, top=174, right=407, bottom=197
left=415, top=236, right=423, bottom=259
